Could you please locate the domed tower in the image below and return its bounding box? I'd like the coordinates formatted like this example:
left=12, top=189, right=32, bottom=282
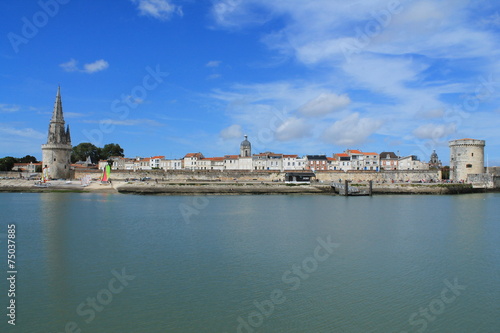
left=429, top=150, right=442, bottom=169
left=240, top=135, right=251, bottom=158
left=41, top=87, right=72, bottom=179
left=449, top=138, right=485, bottom=182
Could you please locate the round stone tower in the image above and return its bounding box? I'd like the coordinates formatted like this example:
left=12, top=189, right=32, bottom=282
left=240, top=135, right=251, bottom=157
left=449, top=138, right=485, bottom=182
left=41, top=87, right=72, bottom=179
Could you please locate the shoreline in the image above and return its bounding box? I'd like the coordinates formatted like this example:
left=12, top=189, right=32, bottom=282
left=0, top=179, right=496, bottom=195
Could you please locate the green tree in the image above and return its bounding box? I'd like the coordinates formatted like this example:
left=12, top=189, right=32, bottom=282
left=441, top=166, right=450, bottom=180
left=71, top=142, right=100, bottom=164
left=18, top=155, right=38, bottom=163
left=100, top=143, right=124, bottom=160
left=0, top=156, right=17, bottom=171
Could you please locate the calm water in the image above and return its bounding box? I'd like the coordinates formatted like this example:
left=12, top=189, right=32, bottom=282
left=0, top=192, right=499, bottom=333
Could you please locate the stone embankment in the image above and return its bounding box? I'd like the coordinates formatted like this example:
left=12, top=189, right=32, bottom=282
left=0, top=178, right=490, bottom=195
left=114, top=182, right=333, bottom=195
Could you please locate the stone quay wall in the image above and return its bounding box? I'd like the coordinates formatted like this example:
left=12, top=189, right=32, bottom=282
left=71, top=169, right=442, bottom=183
left=314, top=170, right=441, bottom=183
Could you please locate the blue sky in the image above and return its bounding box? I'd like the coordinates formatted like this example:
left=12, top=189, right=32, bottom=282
left=1, top=0, right=500, bottom=165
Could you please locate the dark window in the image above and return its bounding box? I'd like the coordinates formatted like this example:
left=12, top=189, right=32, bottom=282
left=466, top=164, right=472, bottom=168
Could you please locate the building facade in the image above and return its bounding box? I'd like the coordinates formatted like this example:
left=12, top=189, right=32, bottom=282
left=397, top=155, right=429, bottom=170
left=41, top=87, right=72, bottom=179
left=380, top=152, right=398, bottom=170
left=449, top=138, right=485, bottom=181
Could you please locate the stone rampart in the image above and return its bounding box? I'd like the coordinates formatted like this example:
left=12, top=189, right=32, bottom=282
left=5, top=169, right=443, bottom=183
left=314, top=170, right=441, bottom=183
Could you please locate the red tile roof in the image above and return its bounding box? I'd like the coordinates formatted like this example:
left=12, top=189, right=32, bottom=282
left=184, top=153, right=203, bottom=158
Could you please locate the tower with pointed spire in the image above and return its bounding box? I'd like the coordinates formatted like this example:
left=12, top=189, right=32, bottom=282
left=41, top=87, right=72, bottom=179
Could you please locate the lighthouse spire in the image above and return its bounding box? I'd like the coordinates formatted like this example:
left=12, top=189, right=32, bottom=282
left=51, top=85, right=64, bottom=123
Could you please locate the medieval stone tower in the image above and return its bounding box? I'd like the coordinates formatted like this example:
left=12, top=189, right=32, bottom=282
left=41, top=87, right=72, bottom=179
left=240, top=135, right=251, bottom=157
left=449, top=138, right=485, bottom=182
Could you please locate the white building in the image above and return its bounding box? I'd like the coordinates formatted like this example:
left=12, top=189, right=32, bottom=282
left=150, top=156, right=164, bottom=169
left=380, top=152, right=398, bottom=170
left=160, top=159, right=183, bottom=170
left=253, top=152, right=283, bottom=171
left=398, top=155, right=429, bottom=170
left=183, top=153, right=204, bottom=170
left=283, top=155, right=306, bottom=170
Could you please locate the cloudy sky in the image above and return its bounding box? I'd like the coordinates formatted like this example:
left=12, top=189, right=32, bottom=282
left=1, top=0, right=499, bottom=164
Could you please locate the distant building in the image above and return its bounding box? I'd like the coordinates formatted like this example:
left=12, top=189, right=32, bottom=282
left=335, top=150, right=379, bottom=171
left=150, top=156, right=165, bottom=169
left=428, top=150, right=442, bottom=169
left=41, top=87, right=72, bottom=179
left=239, top=135, right=253, bottom=170
left=333, top=153, right=351, bottom=171
left=306, top=155, right=328, bottom=171
left=449, top=138, right=485, bottom=182
left=12, top=162, right=41, bottom=173
left=398, top=155, right=429, bottom=170
left=380, top=152, right=398, bottom=170
left=183, top=153, right=204, bottom=170
left=240, top=135, right=251, bottom=157
left=283, top=155, right=305, bottom=171
left=253, top=152, right=283, bottom=171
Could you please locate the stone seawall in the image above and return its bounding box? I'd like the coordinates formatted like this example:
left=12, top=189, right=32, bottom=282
left=72, top=169, right=442, bottom=183
left=1, top=168, right=443, bottom=183
left=314, top=170, right=441, bottom=183
left=0, top=178, right=490, bottom=195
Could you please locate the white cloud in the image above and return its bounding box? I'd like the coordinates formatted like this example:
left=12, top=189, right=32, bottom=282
left=0, top=104, right=21, bottom=113
left=275, top=117, right=311, bottom=141
left=211, top=0, right=271, bottom=28
left=322, top=113, right=382, bottom=146
left=209, top=0, right=500, bottom=153
left=219, top=124, right=243, bottom=139
left=64, top=112, right=87, bottom=118
left=60, top=59, right=109, bottom=74
left=0, top=126, right=45, bottom=140
left=83, top=119, right=163, bottom=126
left=299, top=93, right=350, bottom=117
left=59, top=58, right=78, bottom=72
left=206, top=60, right=221, bottom=67
left=413, top=123, right=457, bottom=140
left=83, top=59, right=109, bottom=73
left=132, top=0, right=182, bottom=20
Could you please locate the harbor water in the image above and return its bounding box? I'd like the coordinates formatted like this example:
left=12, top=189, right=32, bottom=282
left=0, top=192, right=499, bottom=332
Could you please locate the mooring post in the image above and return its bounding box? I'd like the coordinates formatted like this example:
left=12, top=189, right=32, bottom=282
left=369, top=180, right=373, bottom=196
left=344, top=179, right=349, bottom=196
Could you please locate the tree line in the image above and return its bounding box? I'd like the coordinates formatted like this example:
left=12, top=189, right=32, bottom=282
left=71, top=143, right=124, bottom=164
left=0, top=155, right=38, bottom=171
left=0, top=143, right=124, bottom=171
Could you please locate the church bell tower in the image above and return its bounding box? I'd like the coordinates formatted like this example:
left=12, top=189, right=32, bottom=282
left=41, top=87, right=72, bottom=179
